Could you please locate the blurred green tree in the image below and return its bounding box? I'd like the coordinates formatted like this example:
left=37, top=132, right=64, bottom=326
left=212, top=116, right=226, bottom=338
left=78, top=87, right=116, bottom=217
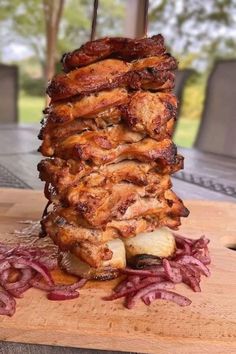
left=0, top=0, right=124, bottom=85
left=149, top=0, right=236, bottom=70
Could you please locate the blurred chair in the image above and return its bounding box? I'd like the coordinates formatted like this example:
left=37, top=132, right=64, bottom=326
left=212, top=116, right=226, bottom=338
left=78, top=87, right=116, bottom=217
left=174, top=69, right=194, bottom=115
left=195, top=60, right=236, bottom=158
left=0, top=64, right=18, bottom=123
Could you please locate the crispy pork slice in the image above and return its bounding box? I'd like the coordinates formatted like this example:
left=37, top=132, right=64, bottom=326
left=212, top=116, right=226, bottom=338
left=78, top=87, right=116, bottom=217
left=62, top=34, right=165, bottom=71
left=47, top=55, right=177, bottom=101
left=38, top=157, right=183, bottom=195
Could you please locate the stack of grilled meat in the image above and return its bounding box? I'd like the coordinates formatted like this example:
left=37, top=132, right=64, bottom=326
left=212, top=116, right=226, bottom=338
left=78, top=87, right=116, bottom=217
left=38, top=34, right=189, bottom=279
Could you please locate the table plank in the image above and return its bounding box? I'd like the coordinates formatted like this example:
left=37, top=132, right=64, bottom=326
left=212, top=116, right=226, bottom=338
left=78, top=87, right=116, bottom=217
left=0, top=125, right=39, bottom=155
left=179, top=147, right=236, bottom=188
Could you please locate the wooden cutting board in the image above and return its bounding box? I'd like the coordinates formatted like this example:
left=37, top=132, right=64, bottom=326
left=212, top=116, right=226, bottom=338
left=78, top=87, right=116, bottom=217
left=0, top=188, right=236, bottom=354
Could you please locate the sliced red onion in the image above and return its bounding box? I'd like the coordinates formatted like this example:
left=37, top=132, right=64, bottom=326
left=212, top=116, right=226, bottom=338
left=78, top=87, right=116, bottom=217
left=0, top=291, right=16, bottom=316
left=180, top=265, right=201, bottom=292
left=177, top=255, right=210, bottom=277
left=192, top=251, right=211, bottom=265
left=113, top=277, right=139, bottom=293
left=30, top=276, right=53, bottom=291
left=163, top=259, right=182, bottom=283
left=173, top=233, right=194, bottom=245
left=5, top=268, right=33, bottom=290
left=193, top=236, right=209, bottom=249
left=47, top=290, right=80, bottom=301
left=0, top=260, right=10, bottom=272
left=11, top=259, right=54, bottom=285
left=103, top=276, right=163, bottom=301
left=126, top=282, right=175, bottom=309
left=142, top=289, right=192, bottom=307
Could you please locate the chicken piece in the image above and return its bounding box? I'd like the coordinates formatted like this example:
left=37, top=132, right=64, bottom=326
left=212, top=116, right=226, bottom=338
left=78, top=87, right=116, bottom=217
left=44, top=215, right=113, bottom=267
left=39, top=124, right=144, bottom=156
left=38, top=157, right=183, bottom=195
left=42, top=90, right=176, bottom=135
left=47, top=55, right=177, bottom=101
left=45, top=88, right=128, bottom=124
left=47, top=175, right=171, bottom=227
left=121, top=91, right=177, bottom=138
left=52, top=136, right=178, bottom=167
left=43, top=213, right=153, bottom=267
left=42, top=189, right=188, bottom=267
left=44, top=186, right=187, bottom=230
left=62, top=34, right=165, bottom=71
left=39, top=118, right=175, bottom=157
left=39, top=91, right=177, bottom=155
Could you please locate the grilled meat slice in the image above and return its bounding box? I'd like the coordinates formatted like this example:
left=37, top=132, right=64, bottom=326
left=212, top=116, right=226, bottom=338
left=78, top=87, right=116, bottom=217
left=47, top=135, right=178, bottom=166
left=47, top=55, right=177, bottom=101
left=44, top=88, right=128, bottom=125
left=39, top=118, right=175, bottom=157
left=46, top=176, right=172, bottom=227
left=42, top=90, right=176, bottom=136
left=39, top=124, right=144, bottom=156
left=38, top=158, right=183, bottom=196
left=62, top=34, right=165, bottom=71
left=42, top=190, right=188, bottom=267
left=121, top=91, right=178, bottom=138
left=43, top=187, right=187, bottom=229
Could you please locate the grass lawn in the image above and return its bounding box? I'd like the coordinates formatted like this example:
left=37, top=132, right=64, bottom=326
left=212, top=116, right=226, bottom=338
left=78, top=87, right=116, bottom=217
left=19, top=94, right=44, bottom=123
left=19, top=94, right=200, bottom=148
left=174, top=118, right=200, bottom=148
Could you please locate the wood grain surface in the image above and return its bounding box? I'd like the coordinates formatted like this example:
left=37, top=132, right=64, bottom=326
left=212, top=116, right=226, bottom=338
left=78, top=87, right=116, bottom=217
left=0, top=189, right=236, bottom=354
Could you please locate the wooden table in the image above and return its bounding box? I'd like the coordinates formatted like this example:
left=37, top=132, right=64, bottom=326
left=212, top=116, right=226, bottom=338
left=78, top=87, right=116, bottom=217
left=0, top=124, right=236, bottom=354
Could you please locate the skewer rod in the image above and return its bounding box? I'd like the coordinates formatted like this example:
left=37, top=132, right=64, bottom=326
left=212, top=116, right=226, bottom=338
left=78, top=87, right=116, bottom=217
left=124, top=0, right=149, bottom=38
left=90, top=0, right=99, bottom=41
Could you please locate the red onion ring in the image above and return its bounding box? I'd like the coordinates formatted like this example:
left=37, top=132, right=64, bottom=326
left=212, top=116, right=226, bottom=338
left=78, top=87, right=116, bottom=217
left=47, top=290, right=80, bottom=301
left=106, top=233, right=211, bottom=308
left=142, top=290, right=192, bottom=307
left=126, top=282, right=175, bottom=309
left=103, top=276, right=164, bottom=301
left=163, top=259, right=182, bottom=283
left=176, top=255, right=210, bottom=277
left=11, top=259, right=54, bottom=285
left=0, top=291, right=16, bottom=316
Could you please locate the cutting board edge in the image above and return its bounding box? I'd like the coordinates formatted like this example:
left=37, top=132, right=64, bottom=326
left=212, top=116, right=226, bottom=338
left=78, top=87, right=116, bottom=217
left=0, top=327, right=236, bottom=354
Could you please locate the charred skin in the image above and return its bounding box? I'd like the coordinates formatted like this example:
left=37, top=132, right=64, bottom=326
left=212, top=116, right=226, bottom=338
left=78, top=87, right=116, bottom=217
left=62, top=34, right=165, bottom=71
left=47, top=55, right=177, bottom=101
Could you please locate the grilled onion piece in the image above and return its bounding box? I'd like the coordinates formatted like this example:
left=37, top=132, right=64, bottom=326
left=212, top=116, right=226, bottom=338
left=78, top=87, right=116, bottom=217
left=123, top=227, right=175, bottom=261
left=59, top=239, right=126, bottom=280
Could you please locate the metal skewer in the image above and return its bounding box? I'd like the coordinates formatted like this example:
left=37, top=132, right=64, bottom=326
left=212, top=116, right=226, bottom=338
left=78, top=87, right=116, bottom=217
left=90, top=0, right=99, bottom=41
left=143, top=0, right=149, bottom=37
